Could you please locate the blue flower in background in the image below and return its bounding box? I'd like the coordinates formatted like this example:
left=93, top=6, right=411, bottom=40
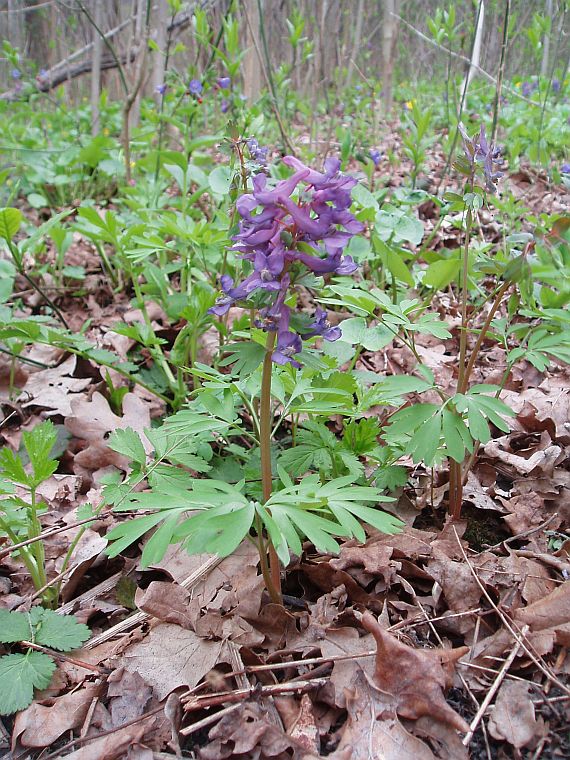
left=369, top=148, right=382, bottom=167
left=561, top=163, right=570, bottom=174
left=11, top=69, right=21, bottom=80
left=188, top=79, right=202, bottom=95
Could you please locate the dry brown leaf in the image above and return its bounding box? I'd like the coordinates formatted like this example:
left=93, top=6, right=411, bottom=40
left=275, top=694, right=320, bottom=755
left=135, top=581, right=194, bottom=629
left=514, top=580, right=570, bottom=645
left=12, top=684, right=101, bottom=748
left=122, top=623, right=222, bottom=700
left=198, top=702, right=317, bottom=760
left=65, top=391, right=151, bottom=475
left=330, top=671, right=438, bottom=760
left=488, top=680, right=546, bottom=748
left=361, top=611, right=470, bottom=732
left=319, top=627, right=375, bottom=709
left=107, top=668, right=153, bottom=727
left=329, top=540, right=396, bottom=588
left=427, top=550, right=482, bottom=614
left=60, top=722, right=147, bottom=760
left=18, top=355, right=91, bottom=416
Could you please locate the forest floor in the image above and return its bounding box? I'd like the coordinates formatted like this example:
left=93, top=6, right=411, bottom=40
left=0, top=144, right=569, bottom=760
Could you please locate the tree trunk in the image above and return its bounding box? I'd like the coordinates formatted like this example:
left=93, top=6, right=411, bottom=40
left=381, top=0, right=398, bottom=115
left=242, top=0, right=262, bottom=103
left=344, top=0, right=365, bottom=89
left=541, top=0, right=553, bottom=77
left=90, top=0, right=103, bottom=135
left=460, top=0, right=485, bottom=105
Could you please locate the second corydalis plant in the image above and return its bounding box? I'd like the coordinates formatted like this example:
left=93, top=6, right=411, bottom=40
left=210, top=156, right=363, bottom=602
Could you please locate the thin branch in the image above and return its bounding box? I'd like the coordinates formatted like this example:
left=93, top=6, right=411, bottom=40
left=462, top=625, right=529, bottom=746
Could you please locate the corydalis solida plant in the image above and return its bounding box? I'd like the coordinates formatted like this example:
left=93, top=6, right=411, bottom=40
left=210, top=156, right=363, bottom=602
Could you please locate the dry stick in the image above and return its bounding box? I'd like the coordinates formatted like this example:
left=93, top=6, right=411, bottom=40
left=485, top=513, right=559, bottom=551
left=179, top=678, right=328, bottom=736
left=178, top=701, right=242, bottom=738
left=452, top=527, right=570, bottom=697
left=462, top=624, right=529, bottom=746
left=19, top=640, right=103, bottom=673
left=0, top=514, right=100, bottom=561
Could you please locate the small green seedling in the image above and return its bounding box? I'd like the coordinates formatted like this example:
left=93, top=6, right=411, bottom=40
left=0, top=607, right=90, bottom=714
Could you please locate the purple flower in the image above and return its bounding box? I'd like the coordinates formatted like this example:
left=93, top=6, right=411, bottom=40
left=155, top=83, right=167, bottom=95
left=552, top=79, right=560, bottom=93
left=11, top=69, right=21, bottom=80
left=221, top=98, right=230, bottom=113
left=217, top=76, right=231, bottom=89
left=188, top=79, right=202, bottom=95
left=209, top=155, right=363, bottom=369
left=458, top=123, right=504, bottom=193
left=38, top=68, right=48, bottom=80
left=302, top=308, right=341, bottom=341
left=561, top=163, right=570, bottom=174
left=272, top=331, right=302, bottom=368
left=369, top=149, right=382, bottom=166
left=247, top=137, right=269, bottom=165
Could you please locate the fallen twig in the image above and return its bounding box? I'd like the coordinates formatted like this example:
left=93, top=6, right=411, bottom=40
left=462, top=625, right=529, bottom=746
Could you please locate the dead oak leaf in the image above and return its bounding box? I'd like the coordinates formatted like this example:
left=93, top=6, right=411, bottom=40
left=18, top=355, right=91, bottom=416
left=65, top=391, right=151, bottom=474
left=360, top=611, right=469, bottom=733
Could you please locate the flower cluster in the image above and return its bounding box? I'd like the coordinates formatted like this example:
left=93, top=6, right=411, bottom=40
left=210, top=156, right=363, bottom=367
left=247, top=138, right=269, bottom=165
left=458, top=123, right=504, bottom=193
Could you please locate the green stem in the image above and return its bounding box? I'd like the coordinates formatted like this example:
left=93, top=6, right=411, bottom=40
left=259, top=330, right=282, bottom=604
left=449, top=206, right=473, bottom=520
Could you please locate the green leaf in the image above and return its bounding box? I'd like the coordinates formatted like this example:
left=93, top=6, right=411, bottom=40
left=0, top=652, right=56, bottom=714
left=423, top=259, right=461, bottom=290
left=30, top=609, right=90, bottom=651
left=0, top=259, right=16, bottom=302
left=218, top=342, right=265, bottom=375
left=0, top=609, right=31, bottom=643
left=0, top=207, right=23, bottom=243
left=352, top=182, right=378, bottom=210
left=108, top=428, right=148, bottom=466
left=22, top=420, right=58, bottom=486
left=338, top=317, right=366, bottom=344
left=209, top=165, right=232, bottom=196
left=442, top=408, right=469, bottom=463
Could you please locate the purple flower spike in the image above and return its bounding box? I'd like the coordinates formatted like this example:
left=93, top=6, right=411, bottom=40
left=11, top=69, right=21, bottom=80
left=273, top=331, right=302, bottom=368
left=561, top=163, right=570, bottom=174
left=188, top=79, right=202, bottom=95
left=155, top=83, right=167, bottom=95
left=210, top=155, right=363, bottom=370
left=217, top=76, right=231, bottom=89
left=221, top=98, right=230, bottom=113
